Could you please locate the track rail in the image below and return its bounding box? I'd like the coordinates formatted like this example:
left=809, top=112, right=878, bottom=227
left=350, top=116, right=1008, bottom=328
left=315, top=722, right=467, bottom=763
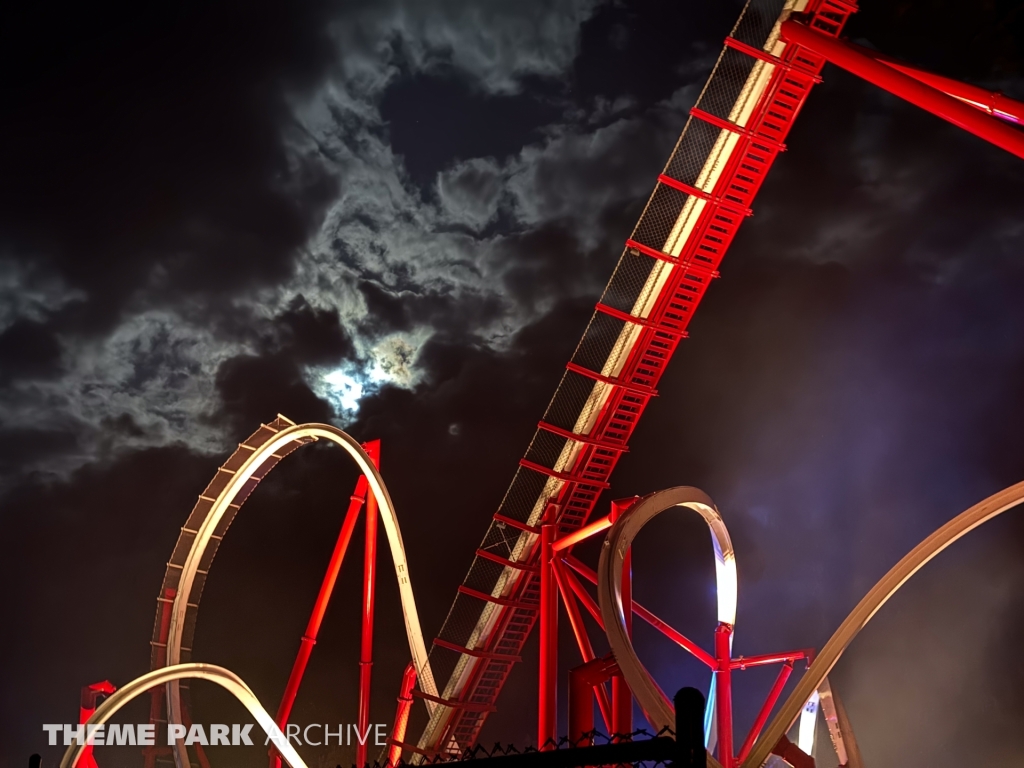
left=62, top=665, right=307, bottom=768
left=597, top=487, right=734, bottom=737
left=150, top=417, right=436, bottom=768
left=742, top=479, right=1024, bottom=767
left=416, top=0, right=858, bottom=755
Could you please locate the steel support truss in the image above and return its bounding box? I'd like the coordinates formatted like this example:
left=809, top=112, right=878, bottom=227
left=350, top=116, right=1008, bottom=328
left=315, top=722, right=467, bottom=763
left=535, top=497, right=813, bottom=768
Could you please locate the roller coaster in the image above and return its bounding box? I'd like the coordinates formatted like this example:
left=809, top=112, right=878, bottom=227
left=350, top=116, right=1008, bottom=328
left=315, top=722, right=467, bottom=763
left=61, top=1, right=1024, bottom=767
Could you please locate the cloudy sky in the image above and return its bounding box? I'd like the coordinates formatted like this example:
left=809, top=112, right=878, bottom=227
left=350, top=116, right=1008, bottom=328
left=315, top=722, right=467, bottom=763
left=2, top=0, right=1023, bottom=766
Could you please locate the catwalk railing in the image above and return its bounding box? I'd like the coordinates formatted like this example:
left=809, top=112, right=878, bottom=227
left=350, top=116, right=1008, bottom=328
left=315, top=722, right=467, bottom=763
left=120, top=2, right=1024, bottom=768
left=414, top=0, right=859, bottom=756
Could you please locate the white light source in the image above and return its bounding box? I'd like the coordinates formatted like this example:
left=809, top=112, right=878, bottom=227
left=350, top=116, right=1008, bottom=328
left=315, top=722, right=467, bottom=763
left=714, top=549, right=738, bottom=626
left=797, top=690, right=819, bottom=756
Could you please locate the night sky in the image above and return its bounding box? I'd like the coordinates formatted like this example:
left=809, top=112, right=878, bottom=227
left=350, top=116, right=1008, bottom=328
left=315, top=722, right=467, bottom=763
left=2, top=1, right=1024, bottom=767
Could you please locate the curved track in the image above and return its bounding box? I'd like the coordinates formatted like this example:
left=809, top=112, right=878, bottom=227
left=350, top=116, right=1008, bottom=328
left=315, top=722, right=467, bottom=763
left=61, top=664, right=306, bottom=768
left=741, top=478, right=1024, bottom=767
left=152, top=417, right=436, bottom=768
left=597, top=486, right=735, bottom=734
left=140, top=416, right=1024, bottom=768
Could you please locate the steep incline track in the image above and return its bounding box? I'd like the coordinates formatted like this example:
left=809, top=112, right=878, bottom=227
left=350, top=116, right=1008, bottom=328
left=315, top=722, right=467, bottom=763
left=415, top=0, right=858, bottom=755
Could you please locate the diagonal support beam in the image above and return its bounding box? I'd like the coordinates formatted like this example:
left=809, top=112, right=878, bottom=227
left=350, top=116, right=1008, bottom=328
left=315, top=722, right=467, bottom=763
left=780, top=19, right=1024, bottom=159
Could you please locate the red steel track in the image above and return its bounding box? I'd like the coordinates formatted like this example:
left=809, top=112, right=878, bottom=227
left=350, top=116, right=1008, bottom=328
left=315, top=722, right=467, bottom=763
left=413, top=0, right=1024, bottom=756
left=414, top=0, right=859, bottom=756
left=127, top=2, right=1024, bottom=767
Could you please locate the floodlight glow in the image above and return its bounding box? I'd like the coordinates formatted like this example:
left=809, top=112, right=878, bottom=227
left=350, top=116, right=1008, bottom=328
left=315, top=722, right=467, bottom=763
left=798, top=690, right=819, bottom=756
left=714, top=546, right=738, bottom=626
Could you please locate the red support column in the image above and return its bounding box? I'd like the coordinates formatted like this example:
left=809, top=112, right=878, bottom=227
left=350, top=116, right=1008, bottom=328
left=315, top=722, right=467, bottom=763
left=714, top=623, right=735, bottom=768
left=840, top=41, right=1024, bottom=126
left=538, top=523, right=558, bottom=750
left=610, top=499, right=634, bottom=741
left=780, top=19, right=1024, bottom=160
left=79, top=682, right=117, bottom=768
left=568, top=656, right=618, bottom=746
left=737, top=662, right=793, bottom=764
left=272, top=472, right=370, bottom=768
left=387, top=662, right=418, bottom=767
left=551, top=560, right=612, bottom=729
left=357, top=440, right=381, bottom=768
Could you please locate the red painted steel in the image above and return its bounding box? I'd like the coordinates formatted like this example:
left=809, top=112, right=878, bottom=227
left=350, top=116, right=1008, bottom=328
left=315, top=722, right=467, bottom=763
left=457, top=585, right=532, bottom=608
left=271, top=475, right=368, bottom=768
left=493, top=512, right=541, bottom=534
left=780, top=19, right=1024, bottom=159
left=714, top=623, right=735, bottom=768
left=519, top=457, right=614, bottom=489
left=690, top=107, right=787, bottom=151
left=420, top=0, right=860, bottom=752
left=564, top=362, right=659, bottom=397
left=551, top=561, right=612, bottom=728
left=542, top=507, right=810, bottom=762
left=475, top=548, right=539, bottom=572
left=561, top=554, right=718, bottom=668
left=357, top=440, right=381, bottom=768
left=770, top=735, right=816, bottom=768
left=624, top=239, right=721, bottom=279
left=551, top=514, right=612, bottom=553
left=78, top=682, right=117, bottom=768
left=839, top=40, right=1024, bottom=126
left=632, top=602, right=717, bottom=670
left=414, top=690, right=496, bottom=712
left=416, top=0, right=1024, bottom=757
left=538, top=524, right=558, bottom=750
left=272, top=443, right=381, bottom=768
left=568, top=657, right=619, bottom=746
left=723, top=36, right=823, bottom=81
left=610, top=499, right=633, bottom=740
left=537, top=418, right=632, bottom=450
left=729, top=650, right=812, bottom=670
left=737, top=662, right=793, bottom=764
left=388, top=662, right=418, bottom=767
left=594, top=301, right=689, bottom=337
left=559, top=561, right=605, bottom=629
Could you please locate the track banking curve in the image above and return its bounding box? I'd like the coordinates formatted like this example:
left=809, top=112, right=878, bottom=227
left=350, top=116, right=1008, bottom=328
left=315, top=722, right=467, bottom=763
left=155, top=418, right=437, bottom=768
left=60, top=665, right=307, bottom=768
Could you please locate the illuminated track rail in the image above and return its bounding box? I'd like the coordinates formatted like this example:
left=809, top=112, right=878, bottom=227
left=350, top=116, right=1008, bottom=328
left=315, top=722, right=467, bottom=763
left=594, top=482, right=1024, bottom=767
left=594, top=488, right=833, bottom=767
left=123, top=2, right=1024, bottom=765
left=149, top=417, right=436, bottom=768
left=62, top=665, right=308, bottom=768
left=597, top=488, right=736, bottom=737
left=741, top=479, right=1024, bottom=768
left=415, top=0, right=858, bottom=755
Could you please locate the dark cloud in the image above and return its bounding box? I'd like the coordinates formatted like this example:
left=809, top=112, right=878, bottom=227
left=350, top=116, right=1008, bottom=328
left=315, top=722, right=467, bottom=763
left=213, top=354, right=335, bottom=438
left=847, top=0, right=1024, bottom=80
left=272, top=298, right=358, bottom=366
left=572, top=0, right=745, bottom=106
left=3, top=0, right=1024, bottom=765
left=0, top=319, right=63, bottom=383
left=1, top=0, right=341, bottom=333
left=381, top=74, right=563, bottom=188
